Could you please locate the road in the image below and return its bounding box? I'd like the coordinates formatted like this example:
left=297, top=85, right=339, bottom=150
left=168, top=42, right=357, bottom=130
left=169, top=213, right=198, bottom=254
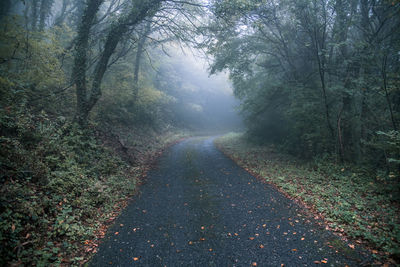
left=89, top=137, right=371, bottom=266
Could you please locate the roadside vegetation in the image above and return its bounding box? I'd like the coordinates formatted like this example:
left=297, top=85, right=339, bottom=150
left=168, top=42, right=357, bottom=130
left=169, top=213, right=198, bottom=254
left=0, top=111, right=185, bottom=265
left=215, top=133, right=400, bottom=264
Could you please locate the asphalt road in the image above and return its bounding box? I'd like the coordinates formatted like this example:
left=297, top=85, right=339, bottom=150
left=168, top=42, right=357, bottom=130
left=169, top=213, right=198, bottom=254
left=89, top=137, right=371, bottom=266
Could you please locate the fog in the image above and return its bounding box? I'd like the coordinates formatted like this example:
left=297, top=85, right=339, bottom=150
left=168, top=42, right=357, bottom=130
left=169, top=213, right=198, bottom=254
left=155, top=45, right=244, bottom=134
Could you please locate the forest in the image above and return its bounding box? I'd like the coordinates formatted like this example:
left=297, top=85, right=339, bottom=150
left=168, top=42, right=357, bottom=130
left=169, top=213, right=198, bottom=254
left=0, top=0, right=399, bottom=266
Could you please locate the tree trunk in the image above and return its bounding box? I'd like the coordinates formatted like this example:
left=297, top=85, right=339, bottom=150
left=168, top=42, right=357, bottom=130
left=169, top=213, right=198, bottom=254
left=73, top=0, right=104, bottom=126
left=39, top=0, right=54, bottom=31
left=132, top=20, right=152, bottom=105
left=382, top=53, right=397, bottom=130
left=54, top=0, right=68, bottom=26
left=0, top=0, right=11, bottom=21
left=31, top=0, right=40, bottom=30
left=75, top=0, right=162, bottom=127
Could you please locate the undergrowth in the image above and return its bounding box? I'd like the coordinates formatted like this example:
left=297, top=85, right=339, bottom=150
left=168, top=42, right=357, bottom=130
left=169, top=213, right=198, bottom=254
left=0, top=108, right=184, bottom=266
left=215, top=132, right=400, bottom=264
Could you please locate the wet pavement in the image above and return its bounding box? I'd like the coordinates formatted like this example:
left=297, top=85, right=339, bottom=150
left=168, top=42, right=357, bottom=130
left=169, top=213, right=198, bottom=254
left=89, top=137, right=371, bottom=266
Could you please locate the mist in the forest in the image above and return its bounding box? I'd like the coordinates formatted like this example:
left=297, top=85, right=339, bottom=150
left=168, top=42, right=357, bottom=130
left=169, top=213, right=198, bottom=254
left=155, top=46, right=244, bottom=134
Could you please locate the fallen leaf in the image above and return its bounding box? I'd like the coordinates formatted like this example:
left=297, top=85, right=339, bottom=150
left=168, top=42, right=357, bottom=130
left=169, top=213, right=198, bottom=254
left=133, top=257, right=139, bottom=261
left=321, top=260, right=328, bottom=263
left=252, top=262, right=257, bottom=266
left=301, top=237, right=305, bottom=241
left=348, top=244, right=355, bottom=249
left=114, top=232, right=119, bottom=235
left=292, top=249, right=297, bottom=252
left=314, top=261, right=321, bottom=264
left=262, top=224, right=267, bottom=228
left=372, top=250, right=378, bottom=254
left=259, top=244, right=264, bottom=248
left=249, top=237, right=255, bottom=240
left=188, top=241, right=193, bottom=245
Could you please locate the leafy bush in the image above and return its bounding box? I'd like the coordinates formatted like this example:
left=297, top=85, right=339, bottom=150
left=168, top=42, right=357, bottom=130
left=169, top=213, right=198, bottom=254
left=0, top=107, right=137, bottom=265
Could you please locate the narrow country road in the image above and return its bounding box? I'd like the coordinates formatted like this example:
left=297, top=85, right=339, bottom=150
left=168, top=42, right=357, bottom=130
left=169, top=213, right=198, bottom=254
left=89, top=137, right=371, bottom=266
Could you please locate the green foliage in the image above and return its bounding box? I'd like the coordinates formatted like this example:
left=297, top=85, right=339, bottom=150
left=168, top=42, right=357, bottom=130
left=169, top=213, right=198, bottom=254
left=0, top=106, right=137, bottom=265
left=207, top=0, right=400, bottom=166
left=374, top=131, right=400, bottom=170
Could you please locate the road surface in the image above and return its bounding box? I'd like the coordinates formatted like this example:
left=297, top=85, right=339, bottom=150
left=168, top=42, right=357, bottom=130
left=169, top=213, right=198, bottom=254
left=90, top=137, right=371, bottom=266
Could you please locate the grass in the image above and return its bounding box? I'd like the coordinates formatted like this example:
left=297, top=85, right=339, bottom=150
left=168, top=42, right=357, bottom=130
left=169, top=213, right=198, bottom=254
left=215, top=132, right=400, bottom=264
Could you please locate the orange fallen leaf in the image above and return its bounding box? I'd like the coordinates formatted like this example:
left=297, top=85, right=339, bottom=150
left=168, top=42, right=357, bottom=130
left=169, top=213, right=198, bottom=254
left=277, top=225, right=280, bottom=229
left=259, top=244, right=264, bottom=248
left=292, top=249, right=297, bottom=252
left=301, top=237, right=305, bottom=241
left=200, top=237, right=206, bottom=241
left=372, top=250, right=378, bottom=254
left=188, top=241, right=193, bottom=245
left=133, top=257, right=139, bottom=261
left=209, top=248, right=213, bottom=252
left=321, top=260, right=328, bottom=263
left=252, top=262, right=257, bottom=266
left=114, top=232, right=119, bottom=235
left=348, top=244, right=355, bottom=249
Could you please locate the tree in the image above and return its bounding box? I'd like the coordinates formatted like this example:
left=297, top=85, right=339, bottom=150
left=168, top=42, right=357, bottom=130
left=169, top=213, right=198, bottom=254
left=205, top=0, right=400, bottom=164
left=72, top=0, right=162, bottom=126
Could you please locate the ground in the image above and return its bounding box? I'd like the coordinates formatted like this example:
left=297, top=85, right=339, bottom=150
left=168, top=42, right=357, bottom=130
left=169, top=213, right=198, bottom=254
left=89, top=137, right=371, bottom=266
